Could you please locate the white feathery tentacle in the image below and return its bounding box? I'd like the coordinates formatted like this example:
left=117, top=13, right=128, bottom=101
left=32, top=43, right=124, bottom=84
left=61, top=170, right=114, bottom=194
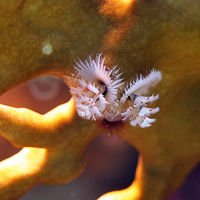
left=121, top=70, right=162, bottom=103
left=65, top=54, right=162, bottom=128
left=121, top=105, right=139, bottom=122
left=140, top=118, right=156, bottom=128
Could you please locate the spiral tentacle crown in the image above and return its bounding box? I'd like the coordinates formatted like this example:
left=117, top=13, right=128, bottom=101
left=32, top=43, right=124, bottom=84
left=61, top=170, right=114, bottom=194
left=65, top=54, right=162, bottom=128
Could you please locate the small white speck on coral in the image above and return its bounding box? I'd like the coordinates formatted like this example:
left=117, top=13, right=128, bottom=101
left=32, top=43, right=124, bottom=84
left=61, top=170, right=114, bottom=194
left=65, top=54, right=162, bottom=128
left=42, top=42, right=53, bottom=55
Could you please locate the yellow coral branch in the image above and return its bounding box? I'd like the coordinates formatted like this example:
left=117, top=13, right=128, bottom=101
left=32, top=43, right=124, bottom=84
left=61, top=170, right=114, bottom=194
left=0, top=98, right=105, bottom=200
left=0, top=148, right=47, bottom=200
left=0, top=98, right=76, bottom=147
left=0, top=145, right=86, bottom=200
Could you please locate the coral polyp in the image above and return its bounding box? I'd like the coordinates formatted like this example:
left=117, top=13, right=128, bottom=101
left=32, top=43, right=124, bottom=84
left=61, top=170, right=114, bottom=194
left=65, top=55, right=162, bottom=128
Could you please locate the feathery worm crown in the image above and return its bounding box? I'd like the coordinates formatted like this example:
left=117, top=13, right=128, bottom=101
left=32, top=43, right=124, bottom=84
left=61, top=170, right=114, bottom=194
left=65, top=54, right=162, bottom=128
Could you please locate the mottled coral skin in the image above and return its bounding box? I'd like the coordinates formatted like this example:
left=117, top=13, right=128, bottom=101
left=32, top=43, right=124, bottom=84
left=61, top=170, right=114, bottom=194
left=0, top=0, right=199, bottom=200
left=0, top=0, right=111, bottom=94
